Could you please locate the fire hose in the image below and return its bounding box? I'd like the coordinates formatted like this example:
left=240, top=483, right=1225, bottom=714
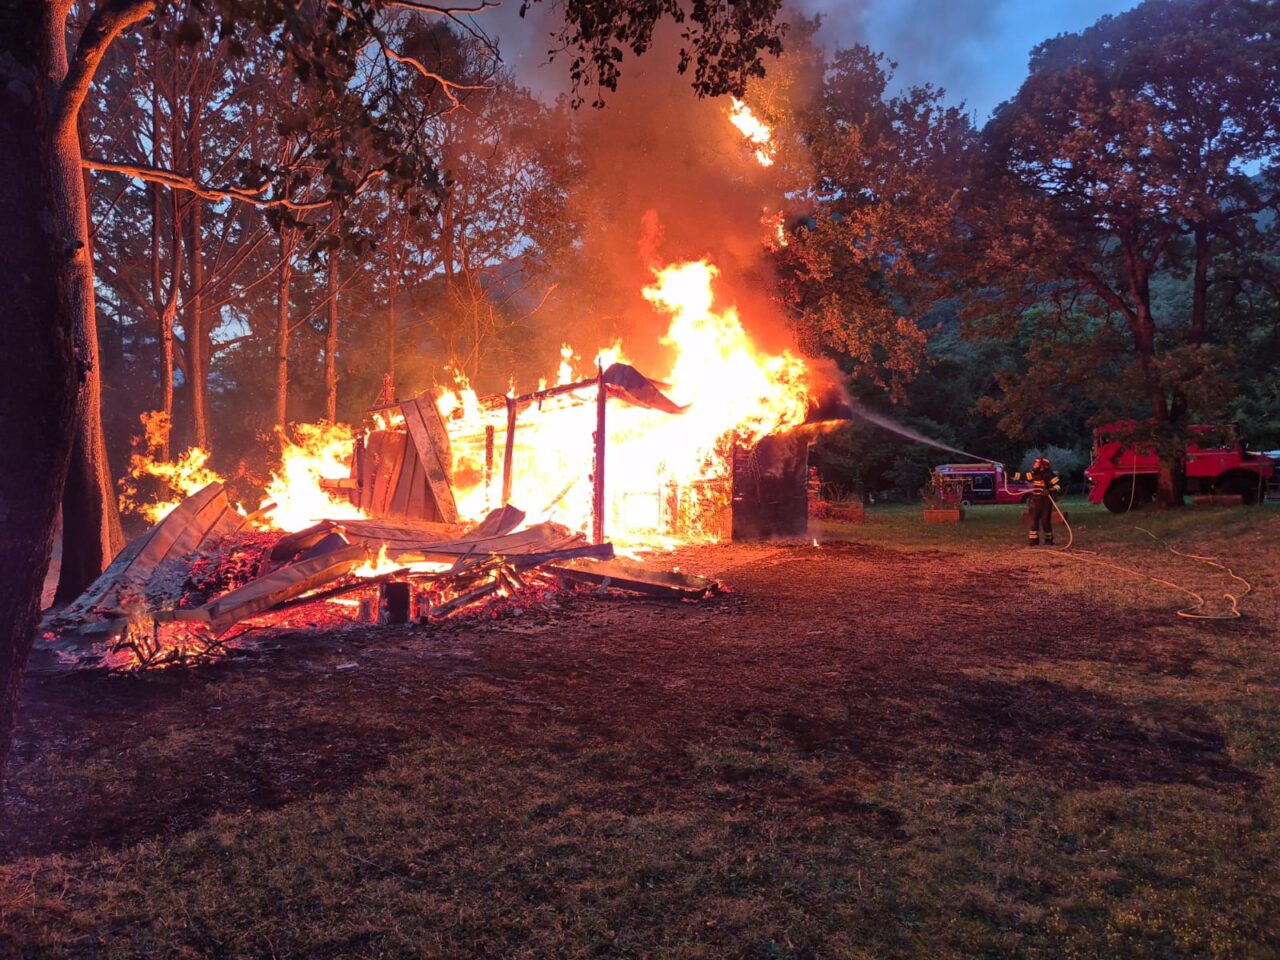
left=983, top=456, right=1251, bottom=620
left=845, top=403, right=1253, bottom=621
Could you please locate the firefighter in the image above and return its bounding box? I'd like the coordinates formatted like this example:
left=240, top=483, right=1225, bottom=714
left=1022, top=456, right=1062, bottom=545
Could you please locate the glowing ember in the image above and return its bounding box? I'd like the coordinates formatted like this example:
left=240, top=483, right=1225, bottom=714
left=436, top=256, right=813, bottom=548
left=351, top=545, right=452, bottom=580
left=119, top=411, right=225, bottom=523
left=727, top=98, right=775, bottom=167
left=262, top=422, right=366, bottom=532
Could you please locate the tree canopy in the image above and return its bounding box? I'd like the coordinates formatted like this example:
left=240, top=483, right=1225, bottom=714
left=964, top=0, right=1280, bottom=503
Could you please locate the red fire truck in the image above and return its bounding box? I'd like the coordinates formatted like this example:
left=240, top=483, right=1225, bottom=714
left=933, top=463, right=1037, bottom=505
left=1085, top=422, right=1276, bottom=513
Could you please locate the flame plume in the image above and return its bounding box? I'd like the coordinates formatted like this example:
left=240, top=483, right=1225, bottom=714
left=436, top=257, right=813, bottom=548
left=262, top=422, right=366, bottom=533
left=727, top=98, right=776, bottom=167
left=119, top=411, right=224, bottom=524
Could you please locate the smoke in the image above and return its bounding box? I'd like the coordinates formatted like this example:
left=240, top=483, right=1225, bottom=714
left=836, top=0, right=1013, bottom=106
left=534, top=17, right=819, bottom=378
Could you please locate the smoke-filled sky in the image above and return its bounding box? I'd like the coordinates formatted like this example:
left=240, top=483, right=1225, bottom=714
left=490, top=0, right=1140, bottom=120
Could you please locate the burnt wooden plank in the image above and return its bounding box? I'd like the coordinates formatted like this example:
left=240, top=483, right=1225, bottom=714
left=401, top=397, right=458, bottom=523
left=59, top=483, right=227, bottom=619
left=546, top=557, right=719, bottom=599
left=132, top=483, right=227, bottom=571
left=161, top=487, right=236, bottom=563
left=377, top=522, right=584, bottom=559
left=202, top=503, right=249, bottom=546
left=330, top=518, right=458, bottom=543
left=406, top=447, right=428, bottom=520
left=182, top=544, right=370, bottom=635
left=270, top=521, right=341, bottom=561
left=365, top=431, right=399, bottom=518
left=389, top=438, right=417, bottom=517
left=356, top=433, right=373, bottom=511
left=462, top=504, right=525, bottom=539
left=379, top=430, right=407, bottom=516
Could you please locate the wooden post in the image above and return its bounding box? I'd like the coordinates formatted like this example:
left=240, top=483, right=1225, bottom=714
left=484, top=424, right=495, bottom=510
left=502, top=396, right=517, bottom=505
left=592, top=363, right=607, bottom=545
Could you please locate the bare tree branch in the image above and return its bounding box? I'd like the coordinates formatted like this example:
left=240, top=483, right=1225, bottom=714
left=82, top=157, right=385, bottom=210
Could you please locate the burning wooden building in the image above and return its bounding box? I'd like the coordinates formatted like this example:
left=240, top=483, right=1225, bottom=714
left=327, top=261, right=850, bottom=545
left=340, top=358, right=846, bottom=545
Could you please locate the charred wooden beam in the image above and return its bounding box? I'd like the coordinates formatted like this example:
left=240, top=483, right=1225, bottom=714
left=547, top=557, right=720, bottom=599
left=501, top=395, right=517, bottom=505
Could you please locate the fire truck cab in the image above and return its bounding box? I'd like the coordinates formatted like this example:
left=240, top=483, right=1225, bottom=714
left=933, top=463, right=1035, bottom=506
left=1085, top=422, right=1276, bottom=513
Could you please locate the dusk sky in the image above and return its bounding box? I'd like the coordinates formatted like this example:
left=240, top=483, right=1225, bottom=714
left=497, top=0, right=1142, bottom=121
left=816, top=0, right=1143, bottom=118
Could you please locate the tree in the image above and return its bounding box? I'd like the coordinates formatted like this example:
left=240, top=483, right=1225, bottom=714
left=967, top=0, right=1280, bottom=506
left=777, top=44, right=976, bottom=400
left=0, top=0, right=787, bottom=797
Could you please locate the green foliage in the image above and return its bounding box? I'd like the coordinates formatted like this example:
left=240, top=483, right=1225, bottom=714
left=1019, top=446, right=1089, bottom=485
left=523, top=0, right=787, bottom=107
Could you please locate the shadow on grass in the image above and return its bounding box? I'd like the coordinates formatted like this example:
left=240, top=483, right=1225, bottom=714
left=1, top=535, right=1260, bottom=863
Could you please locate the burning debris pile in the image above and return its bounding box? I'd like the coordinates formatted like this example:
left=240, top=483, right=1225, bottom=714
left=38, top=484, right=721, bottom=674
left=39, top=250, right=847, bottom=674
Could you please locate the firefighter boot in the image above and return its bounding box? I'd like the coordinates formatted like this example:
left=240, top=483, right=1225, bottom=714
left=1027, top=532, right=1039, bottom=547
left=1044, top=534, right=1055, bottom=546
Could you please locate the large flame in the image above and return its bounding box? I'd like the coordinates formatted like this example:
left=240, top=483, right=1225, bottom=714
left=436, top=257, right=812, bottom=547
left=727, top=98, right=775, bottom=167
left=262, top=422, right=366, bottom=533
left=119, top=411, right=225, bottom=524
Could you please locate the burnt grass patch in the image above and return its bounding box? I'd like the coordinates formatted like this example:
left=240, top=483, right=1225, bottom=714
left=1, top=527, right=1277, bottom=958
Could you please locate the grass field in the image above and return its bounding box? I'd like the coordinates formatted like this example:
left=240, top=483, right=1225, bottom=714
left=2, top=500, right=1277, bottom=958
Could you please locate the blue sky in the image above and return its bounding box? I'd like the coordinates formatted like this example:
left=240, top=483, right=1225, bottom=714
left=798, top=0, right=1142, bottom=119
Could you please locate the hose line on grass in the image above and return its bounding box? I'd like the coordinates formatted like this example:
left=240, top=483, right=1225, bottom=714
left=1042, top=488, right=1250, bottom=620
left=926, top=442, right=1251, bottom=621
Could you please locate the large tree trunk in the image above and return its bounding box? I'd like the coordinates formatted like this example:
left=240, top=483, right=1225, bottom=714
left=186, top=197, right=209, bottom=449
left=157, top=193, right=183, bottom=456
left=275, top=230, right=293, bottom=432
left=56, top=109, right=124, bottom=604
left=326, top=248, right=339, bottom=422
left=0, top=3, right=121, bottom=798
left=1130, top=296, right=1184, bottom=510
left=386, top=273, right=398, bottom=396
left=55, top=420, right=124, bottom=604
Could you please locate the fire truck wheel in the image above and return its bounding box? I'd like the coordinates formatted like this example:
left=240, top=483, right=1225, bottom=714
left=961, top=498, right=972, bottom=507
left=1103, top=477, right=1141, bottom=513
left=1216, top=472, right=1261, bottom=505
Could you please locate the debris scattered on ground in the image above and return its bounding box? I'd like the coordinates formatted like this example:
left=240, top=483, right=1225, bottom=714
left=35, top=484, right=723, bottom=674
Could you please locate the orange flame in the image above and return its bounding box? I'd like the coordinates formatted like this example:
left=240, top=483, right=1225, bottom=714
left=436, top=257, right=812, bottom=548
left=262, top=422, right=366, bottom=533
left=119, top=411, right=224, bottom=524
left=727, top=98, right=775, bottom=167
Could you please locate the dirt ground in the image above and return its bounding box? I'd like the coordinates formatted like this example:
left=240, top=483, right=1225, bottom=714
left=2, top=503, right=1278, bottom=958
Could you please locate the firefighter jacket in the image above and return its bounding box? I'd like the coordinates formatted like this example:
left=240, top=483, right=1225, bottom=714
left=1021, top=465, right=1061, bottom=497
